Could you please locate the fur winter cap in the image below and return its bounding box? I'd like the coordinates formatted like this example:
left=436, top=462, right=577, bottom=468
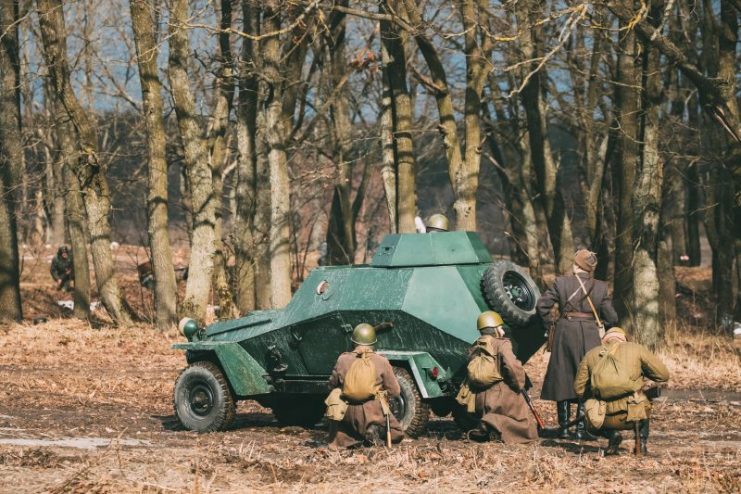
left=574, top=249, right=598, bottom=273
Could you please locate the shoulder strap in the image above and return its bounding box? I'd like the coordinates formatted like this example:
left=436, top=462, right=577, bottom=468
left=576, top=275, right=602, bottom=327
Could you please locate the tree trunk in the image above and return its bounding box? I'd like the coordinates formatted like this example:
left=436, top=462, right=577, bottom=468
left=379, top=24, right=397, bottom=232
left=515, top=0, right=574, bottom=273
left=234, top=0, right=259, bottom=314
left=632, top=2, right=666, bottom=350
left=37, top=0, right=130, bottom=324
left=130, top=0, right=178, bottom=330
left=380, top=0, right=416, bottom=233
left=0, top=0, right=23, bottom=322
left=611, top=16, right=641, bottom=325
left=262, top=1, right=291, bottom=307
left=168, top=0, right=217, bottom=322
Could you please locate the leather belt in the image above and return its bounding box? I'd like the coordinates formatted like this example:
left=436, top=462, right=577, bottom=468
left=562, top=311, right=595, bottom=320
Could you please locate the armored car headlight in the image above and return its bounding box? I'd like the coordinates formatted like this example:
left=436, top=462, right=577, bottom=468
left=178, top=318, right=199, bottom=341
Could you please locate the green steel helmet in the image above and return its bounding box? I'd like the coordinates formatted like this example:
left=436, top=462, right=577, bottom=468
left=426, top=213, right=449, bottom=232
left=477, top=311, right=504, bottom=331
left=351, top=323, right=377, bottom=345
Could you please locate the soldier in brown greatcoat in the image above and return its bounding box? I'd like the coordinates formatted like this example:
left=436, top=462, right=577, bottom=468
left=326, top=323, right=404, bottom=448
left=574, top=327, right=669, bottom=455
left=536, top=250, right=618, bottom=439
left=467, top=311, right=538, bottom=444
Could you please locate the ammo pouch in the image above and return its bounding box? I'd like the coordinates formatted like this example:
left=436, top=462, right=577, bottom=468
left=325, top=388, right=349, bottom=421
left=626, top=392, right=650, bottom=422
left=455, top=382, right=476, bottom=413
left=584, top=398, right=606, bottom=429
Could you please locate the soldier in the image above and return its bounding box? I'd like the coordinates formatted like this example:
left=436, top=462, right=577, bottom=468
left=50, top=245, right=74, bottom=292
left=326, top=323, right=404, bottom=448
left=425, top=213, right=449, bottom=233
left=574, top=327, right=669, bottom=455
left=536, top=249, right=618, bottom=439
left=466, top=311, right=538, bottom=444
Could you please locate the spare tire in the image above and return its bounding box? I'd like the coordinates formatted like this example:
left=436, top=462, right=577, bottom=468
left=481, top=260, right=540, bottom=326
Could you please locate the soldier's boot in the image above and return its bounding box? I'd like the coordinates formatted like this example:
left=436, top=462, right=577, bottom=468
left=605, top=430, right=623, bottom=456
left=557, top=401, right=570, bottom=439
left=468, top=423, right=490, bottom=443
left=364, top=425, right=384, bottom=447
left=574, top=401, right=598, bottom=441
left=639, top=419, right=649, bottom=455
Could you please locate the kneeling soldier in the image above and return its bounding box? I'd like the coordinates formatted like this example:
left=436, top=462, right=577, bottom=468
left=574, top=327, right=669, bottom=455
left=325, top=323, right=404, bottom=448
left=463, top=311, right=538, bottom=444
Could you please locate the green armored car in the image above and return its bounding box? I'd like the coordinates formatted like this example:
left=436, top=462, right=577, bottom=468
left=173, top=232, right=544, bottom=435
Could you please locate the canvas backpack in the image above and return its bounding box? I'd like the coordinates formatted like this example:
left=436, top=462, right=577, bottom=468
left=466, top=335, right=503, bottom=389
left=342, top=352, right=379, bottom=402
left=590, top=343, right=635, bottom=400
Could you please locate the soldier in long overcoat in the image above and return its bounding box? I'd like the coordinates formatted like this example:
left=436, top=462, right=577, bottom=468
left=536, top=250, right=618, bottom=439
left=326, top=323, right=404, bottom=448
left=467, top=311, right=538, bottom=444
left=574, top=327, right=669, bottom=455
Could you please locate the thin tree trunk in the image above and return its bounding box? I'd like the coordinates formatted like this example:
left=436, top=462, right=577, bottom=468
left=262, top=1, right=291, bottom=307
left=632, top=1, right=666, bottom=350
left=37, top=0, right=130, bottom=324
left=130, top=0, right=178, bottom=330
left=234, top=0, right=259, bottom=314
left=168, top=0, right=217, bottom=321
left=379, top=26, right=397, bottom=232
left=612, top=15, right=641, bottom=325
left=0, top=0, right=23, bottom=322
left=380, top=0, right=416, bottom=233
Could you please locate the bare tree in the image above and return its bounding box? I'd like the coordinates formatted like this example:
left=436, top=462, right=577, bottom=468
left=0, top=0, right=23, bottom=322
left=130, top=0, right=178, bottom=330
left=36, top=0, right=131, bottom=324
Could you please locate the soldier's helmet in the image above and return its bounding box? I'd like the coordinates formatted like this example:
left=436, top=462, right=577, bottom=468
left=426, top=213, right=449, bottom=232
left=477, top=311, right=504, bottom=331
left=351, top=323, right=377, bottom=346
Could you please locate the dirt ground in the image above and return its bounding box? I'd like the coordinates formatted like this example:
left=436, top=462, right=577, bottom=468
left=2, top=245, right=739, bottom=493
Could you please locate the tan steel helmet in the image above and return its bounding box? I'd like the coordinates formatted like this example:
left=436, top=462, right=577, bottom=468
left=426, top=213, right=449, bottom=232
left=351, top=323, right=377, bottom=345
left=477, top=311, right=504, bottom=331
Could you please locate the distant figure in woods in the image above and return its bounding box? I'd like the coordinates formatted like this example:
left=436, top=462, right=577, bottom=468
left=462, top=311, right=539, bottom=444
left=325, top=323, right=404, bottom=448
left=574, top=327, right=669, bottom=455
left=50, top=245, right=74, bottom=292
left=536, top=249, right=618, bottom=440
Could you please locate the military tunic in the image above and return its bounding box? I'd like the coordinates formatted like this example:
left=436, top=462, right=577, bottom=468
left=574, top=341, right=669, bottom=430
left=537, top=274, right=618, bottom=401
left=327, top=350, right=404, bottom=448
left=470, top=335, right=538, bottom=444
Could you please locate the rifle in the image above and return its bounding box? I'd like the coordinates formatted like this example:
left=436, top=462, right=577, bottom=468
left=521, top=390, right=545, bottom=430
left=378, top=390, right=392, bottom=448
left=634, top=421, right=641, bottom=456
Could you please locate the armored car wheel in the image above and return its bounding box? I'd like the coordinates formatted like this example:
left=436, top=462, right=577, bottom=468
left=390, top=367, right=430, bottom=438
left=173, top=361, right=236, bottom=432
left=482, top=260, right=540, bottom=326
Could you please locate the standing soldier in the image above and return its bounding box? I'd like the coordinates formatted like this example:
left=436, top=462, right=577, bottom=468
left=536, top=249, right=618, bottom=439
left=463, top=311, right=538, bottom=443
left=574, top=327, right=669, bottom=455
left=50, top=245, right=74, bottom=292
left=325, top=323, right=404, bottom=448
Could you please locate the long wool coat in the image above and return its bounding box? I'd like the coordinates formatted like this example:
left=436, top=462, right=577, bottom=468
left=470, top=335, right=538, bottom=444
left=536, top=274, right=618, bottom=402
left=327, top=349, right=404, bottom=448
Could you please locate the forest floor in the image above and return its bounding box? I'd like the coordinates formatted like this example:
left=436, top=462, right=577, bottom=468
left=1, top=245, right=739, bottom=493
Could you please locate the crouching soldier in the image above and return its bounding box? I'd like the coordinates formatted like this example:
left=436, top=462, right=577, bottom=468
left=573, top=327, right=669, bottom=455
left=325, top=323, right=404, bottom=448
left=50, top=245, right=74, bottom=292
left=459, top=311, right=538, bottom=444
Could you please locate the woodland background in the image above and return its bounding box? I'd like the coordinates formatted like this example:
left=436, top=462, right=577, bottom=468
left=0, top=0, right=739, bottom=349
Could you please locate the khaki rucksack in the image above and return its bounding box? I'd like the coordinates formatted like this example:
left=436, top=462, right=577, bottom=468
left=342, top=352, right=379, bottom=402
left=590, top=343, right=635, bottom=400
left=466, top=335, right=503, bottom=389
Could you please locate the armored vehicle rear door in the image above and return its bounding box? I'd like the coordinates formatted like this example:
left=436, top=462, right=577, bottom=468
left=290, top=312, right=350, bottom=375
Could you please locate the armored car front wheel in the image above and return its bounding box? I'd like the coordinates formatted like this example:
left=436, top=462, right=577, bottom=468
left=173, top=361, right=236, bottom=432
left=390, top=367, right=430, bottom=438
